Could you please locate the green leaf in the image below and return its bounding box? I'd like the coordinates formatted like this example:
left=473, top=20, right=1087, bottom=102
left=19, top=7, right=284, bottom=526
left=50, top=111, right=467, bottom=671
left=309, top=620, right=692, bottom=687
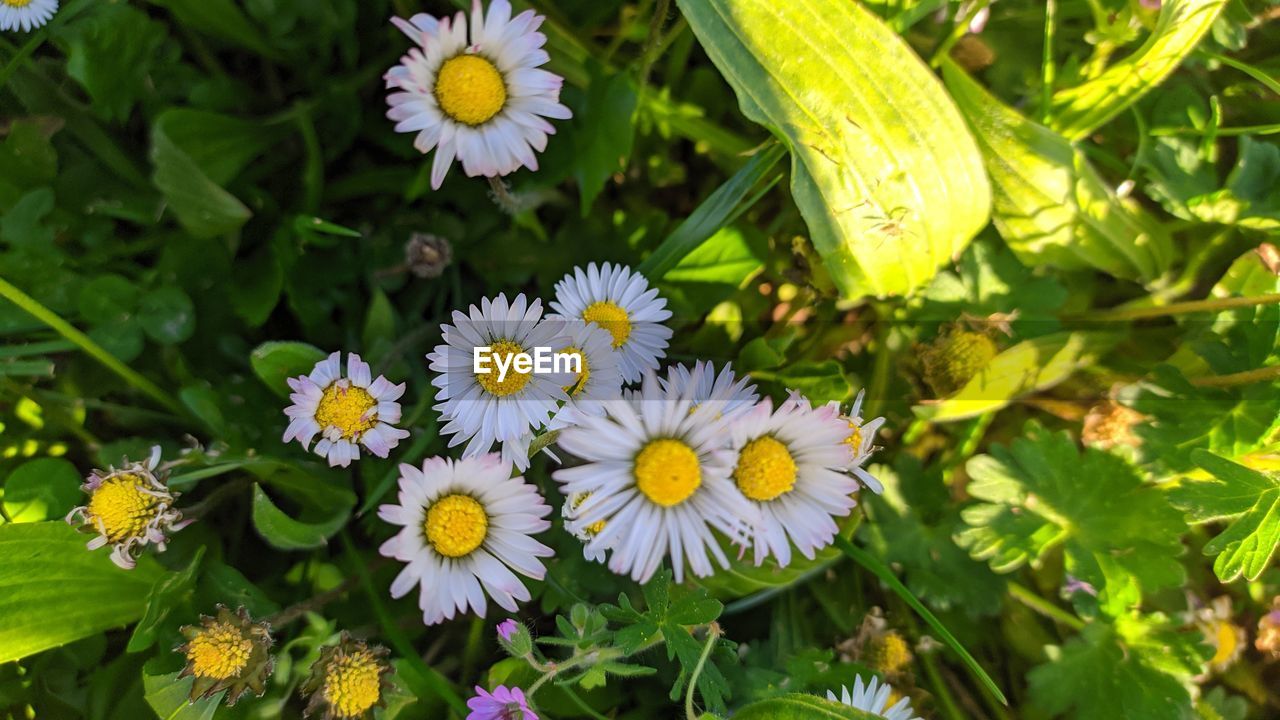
left=942, top=61, right=1175, bottom=281
left=362, top=288, right=397, bottom=352
left=61, top=4, right=167, bottom=122
left=2, top=458, right=82, bottom=523
left=677, top=0, right=990, bottom=298
left=179, top=385, right=229, bottom=438
left=250, top=484, right=350, bottom=551
left=916, top=240, right=1067, bottom=338
left=0, top=120, right=57, bottom=201
left=957, top=425, right=1185, bottom=614
left=0, top=188, right=56, bottom=248
left=1175, top=451, right=1280, bottom=582
left=155, top=110, right=282, bottom=186
left=638, top=143, right=785, bottom=280
left=698, top=518, right=859, bottom=602
left=1048, top=0, right=1229, bottom=140
left=572, top=67, right=638, bottom=214
left=138, top=286, right=196, bottom=345
left=146, top=0, right=281, bottom=60
left=142, top=665, right=223, bottom=720
left=913, top=332, right=1118, bottom=422
left=1028, top=614, right=1209, bottom=720
left=0, top=522, right=162, bottom=663
left=128, top=547, right=205, bottom=653
left=151, top=119, right=251, bottom=238
left=734, top=693, right=880, bottom=720
left=249, top=341, right=328, bottom=397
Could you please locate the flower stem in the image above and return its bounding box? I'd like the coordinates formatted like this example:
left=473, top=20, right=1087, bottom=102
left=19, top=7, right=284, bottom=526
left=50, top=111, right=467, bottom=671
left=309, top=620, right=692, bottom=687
left=0, top=277, right=186, bottom=417
left=1040, top=0, right=1058, bottom=123
left=685, top=623, right=721, bottom=720
left=1192, top=364, right=1280, bottom=388
left=1067, top=293, right=1280, bottom=322
left=1007, top=581, right=1085, bottom=631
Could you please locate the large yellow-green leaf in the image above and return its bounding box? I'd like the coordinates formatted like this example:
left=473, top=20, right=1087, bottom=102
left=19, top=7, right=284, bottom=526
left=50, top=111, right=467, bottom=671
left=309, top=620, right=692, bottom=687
left=1049, top=0, right=1228, bottom=140
left=913, top=332, right=1119, bottom=422
left=735, top=694, right=879, bottom=719
left=677, top=0, right=991, bottom=299
left=0, top=522, right=163, bottom=663
left=942, top=61, right=1176, bottom=282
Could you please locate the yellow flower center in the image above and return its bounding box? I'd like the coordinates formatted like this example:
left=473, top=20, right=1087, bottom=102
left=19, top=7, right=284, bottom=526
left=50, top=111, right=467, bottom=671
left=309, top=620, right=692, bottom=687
left=582, top=301, right=631, bottom=348
left=87, top=474, right=162, bottom=542
left=733, top=436, right=798, bottom=501
left=1210, top=620, right=1240, bottom=666
left=435, top=54, right=507, bottom=126
left=474, top=339, right=533, bottom=397
left=560, top=347, right=591, bottom=395
left=315, top=383, right=378, bottom=439
left=185, top=622, right=253, bottom=680
left=2, top=0, right=34, bottom=6
left=323, top=650, right=383, bottom=718
left=844, top=420, right=863, bottom=451
left=569, top=493, right=607, bottom=535
left=424, top=494, right=488, bottom=558
left=634, top=439, right=701, bottom=507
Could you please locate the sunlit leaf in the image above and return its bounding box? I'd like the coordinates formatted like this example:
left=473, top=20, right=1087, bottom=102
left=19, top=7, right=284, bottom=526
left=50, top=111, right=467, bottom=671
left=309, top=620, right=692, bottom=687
left=250, top=484, right=350, bottom=551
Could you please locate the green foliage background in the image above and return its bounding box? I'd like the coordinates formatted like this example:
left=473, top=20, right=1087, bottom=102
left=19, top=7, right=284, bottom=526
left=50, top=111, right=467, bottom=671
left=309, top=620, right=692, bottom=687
left=1, top=0, right=1279, bottom=718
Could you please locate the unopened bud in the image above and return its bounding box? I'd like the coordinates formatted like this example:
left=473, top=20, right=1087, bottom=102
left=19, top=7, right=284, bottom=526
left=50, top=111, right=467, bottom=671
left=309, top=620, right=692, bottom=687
left=405, top=233, right=452, bottom=279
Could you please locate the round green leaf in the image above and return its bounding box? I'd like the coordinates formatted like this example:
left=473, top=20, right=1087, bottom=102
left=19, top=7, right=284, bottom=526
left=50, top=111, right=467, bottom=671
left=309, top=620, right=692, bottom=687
left=138, top=286, right=196, bottom=344
left=3, top=458, right=82, bottom=522
left=250, top=341, right=329, bottom=397
left=77, top=274, right=139, bottom=325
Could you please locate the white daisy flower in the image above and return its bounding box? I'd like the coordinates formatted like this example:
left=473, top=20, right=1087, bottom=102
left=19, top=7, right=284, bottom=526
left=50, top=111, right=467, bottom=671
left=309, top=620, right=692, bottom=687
left=827, top=675, right=921, bottom=720
left=377, top=454, right=553, bottom=625
left=65, top=447, right=186, bottom=570
left=428, top=293, right=571, bottom=472
left=547, top=320, right=624, bottom=430
left=552, top=371, right=759, bottom=583
left=822, top=390, right=886, bottom=493
left=550, top=263, right=673, bottom=384
left=728, top=396, right=861, bottom=567
left=384, top=0, right=571, bottom=189
left=0, top=0, right=57, bottom=32
left=283, top=352, right=410, bottom=468
left=661, top=360, right=759, bottom=423
left=562, top=492, right=608, bottom=563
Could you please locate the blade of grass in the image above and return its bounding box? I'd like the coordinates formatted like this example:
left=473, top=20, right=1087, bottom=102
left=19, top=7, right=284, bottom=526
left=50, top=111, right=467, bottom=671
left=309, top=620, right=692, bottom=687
left=637, top=142, right=784, bottom=279
left=834, top=535, right=1008, bottom=706
left=0, top=277, right=186, bottom=417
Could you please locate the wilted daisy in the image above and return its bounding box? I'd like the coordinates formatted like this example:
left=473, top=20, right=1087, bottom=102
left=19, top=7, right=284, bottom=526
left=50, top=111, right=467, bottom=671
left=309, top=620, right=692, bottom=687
left=385, top=0, right=571, bottom=189
left=65, top=446, right=185, bottom=570
left=301, top=633, right=394, bottom=720
left=827, top=676, right=920, bottom=720
left=0, top=0, right=57, bottom=32
left=283, top=352, right=409, bottom=468
left=823, top=390, right=886, bottom=493
left=550, top=263, right=673, bottom=384
left=729, top=396, right=861, bottom=566
left=428, top=293, right=571, bottom=471
left=177, top=605, right=275, bottom=705
left=547, top=320, right=623, bottom=429
left=661, top=360, right=759, bottom=422
left=553, top=371, right=758, bottom=583
left=378, top=454, right=553, bottom=625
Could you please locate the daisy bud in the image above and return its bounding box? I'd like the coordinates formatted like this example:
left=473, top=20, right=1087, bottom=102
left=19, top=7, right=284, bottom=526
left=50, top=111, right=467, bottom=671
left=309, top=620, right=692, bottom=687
left=496, top=619, right=532, bottom=658
left=65, top=446, right=186, bottom=570
left=301, top=632, right=394, bottom=720
left=1081, top=401, right=1144, bottom=450
left=177, top=605, right=275, bottom=705
left=405, top=233, right=453, bottom=279
left=920, top=328, right=998, bottom=397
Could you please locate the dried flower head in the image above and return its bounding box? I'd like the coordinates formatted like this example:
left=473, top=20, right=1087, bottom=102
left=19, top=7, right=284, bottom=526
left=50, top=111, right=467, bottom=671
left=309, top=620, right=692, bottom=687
left=65, top=446, right=186, bottom=569
left=302, top=633, right=394, bottom=719
left=920, top=327, right=997, bottom=397
left=405, top=233, right=453, bottom=279
left=177, top=605, right=275, bottom=705
left=1256, top=598, right=1280, bottom=661
left=1082, top=401, right=1144, bottom=450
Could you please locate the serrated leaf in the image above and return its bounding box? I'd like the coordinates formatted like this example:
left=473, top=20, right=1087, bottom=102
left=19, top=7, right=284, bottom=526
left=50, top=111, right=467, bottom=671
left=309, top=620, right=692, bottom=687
left=249, top=341, right=328, bottom=398
left=1177, top=451, right=1280, bottom=582
left=1028, top=614, right=1209, bottom=720
left=942, top=61, right=1175, bottom=281
left=250, top=484, right=350, bottom=551
left=677, top=0, right=990, bottom=298
left=1048, top=0, right=1229, bottom=140
left=958, top=425, right=1185, bottom=613
left=914, top=332, right=1118, bottom=422
left=0, top=522, right=162, bottom=663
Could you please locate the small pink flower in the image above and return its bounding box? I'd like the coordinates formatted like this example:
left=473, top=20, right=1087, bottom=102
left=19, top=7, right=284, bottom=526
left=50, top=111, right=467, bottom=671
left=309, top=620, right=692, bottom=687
left=497, top=619, right=519, bottom=642
left=467, top=685, right=537, bottom=720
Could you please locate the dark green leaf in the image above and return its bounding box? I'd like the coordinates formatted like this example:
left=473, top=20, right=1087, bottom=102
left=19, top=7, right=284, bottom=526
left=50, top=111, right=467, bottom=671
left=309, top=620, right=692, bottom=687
left=2, top=458, right=82, bottom=523
left=250, top=485, right=349, bottom=551
left=138, top=286, right=196, bottom=345
left=249, top=341, right=328, bottom=398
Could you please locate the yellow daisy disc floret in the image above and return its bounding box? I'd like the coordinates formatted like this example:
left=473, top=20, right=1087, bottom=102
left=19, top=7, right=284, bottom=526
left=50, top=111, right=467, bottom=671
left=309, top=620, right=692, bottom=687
left=178, top=605, right=275, bottom=705
left=435, top=54, right=507, bottom=126
left=733, top=436, right=798, bottom=501
left=185, top=622, right=254, bottom=680
left=315, top=384, right=378, bottom=440
left=2, top=0, right=35, bottom=7
left=559, top=346, right=591, bottom=395
left=323, top=650, right=384, bottom=717
left=634, top=439, right=701, bottom=507
left=474, top=340, right=532, bottom=397
left=582, top=301, right=632, bottom=348
left=424, top=494, right=489, bottom=558
left=86, top=473, right=162, bottom=542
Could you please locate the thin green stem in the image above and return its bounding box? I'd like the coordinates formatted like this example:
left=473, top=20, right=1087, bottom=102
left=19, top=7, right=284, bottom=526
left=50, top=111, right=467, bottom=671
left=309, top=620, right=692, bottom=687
left=1007, top=581, right=1085, bottom=631
left=339, top=531, right=468, bottom=715
left=930, top=0, right=992, bottom=66
left=638, top=0, right=672, bottom=93
left=1040, top=0, right=1058, bottom=123
left=0, top=277, right=186, bottom=416
left=685, top=624, right=720, bottom=720
left=1069, top=293, right=1280, bottom=322
left=562, top=686, right=610, bottom=720
left=1193, top=364, right=1280, bottom=388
